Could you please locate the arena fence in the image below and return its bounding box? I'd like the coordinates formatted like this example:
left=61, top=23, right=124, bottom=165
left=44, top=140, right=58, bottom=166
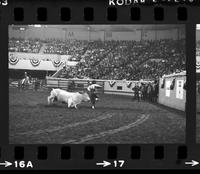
left=9, top=78, right=46, bottom=90
left=46, top=76, right=152, bottom=95
left=9, top=74, right=187, bottom=111
left=159, top=71, right=186, bottom=111
left=46, top=76, right=105, bottom=93
left=46, top=72, right=186, bottom=111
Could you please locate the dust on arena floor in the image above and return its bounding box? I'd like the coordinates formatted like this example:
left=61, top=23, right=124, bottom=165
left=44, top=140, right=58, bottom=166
left=9, top=87, right=185, bottom=144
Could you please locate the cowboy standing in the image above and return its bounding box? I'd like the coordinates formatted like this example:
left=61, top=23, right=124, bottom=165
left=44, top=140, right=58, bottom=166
left=24, top=71, right=28, bottom=78
left=132, top=83, right=140, bottom=102
left=23, top=72, right=29, bottom=85
left=22, top=72, right=28, bottom=84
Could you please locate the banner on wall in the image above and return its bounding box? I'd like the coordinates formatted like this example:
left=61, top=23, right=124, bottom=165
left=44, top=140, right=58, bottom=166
left=176, top=80, right=184, bottom=99
left=30, top=59, right=41, bottom=67
left=126, top=81, right=132, bottom=88
left=165, top=80, right=171, bottom=97
left=8, top=52, right=71, bottom=62
left=52, top=60, right=63, bottom=67
left=109, top=80, right=116, bottom=87
left=9, top=53, right=19, bottom=65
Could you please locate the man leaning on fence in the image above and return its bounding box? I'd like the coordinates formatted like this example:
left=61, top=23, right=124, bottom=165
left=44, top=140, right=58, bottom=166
left=132, top=83, right=140, bottom=102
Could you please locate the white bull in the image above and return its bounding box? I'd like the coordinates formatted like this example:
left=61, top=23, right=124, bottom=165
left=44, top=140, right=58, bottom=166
left=47, top=88, right=90, bottom=109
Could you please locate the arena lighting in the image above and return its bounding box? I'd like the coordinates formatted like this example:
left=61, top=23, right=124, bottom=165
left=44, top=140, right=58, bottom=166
left=34, top=25, right=42, bottom=27
left=28, top=25, right=42, bottom=28
left=197, top=24, right=200, bottom=30
left=19, top=28, right=25, bottom=30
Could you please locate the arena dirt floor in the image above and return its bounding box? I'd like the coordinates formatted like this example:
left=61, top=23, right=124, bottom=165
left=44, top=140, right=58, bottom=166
left=9, top=87, right=186, bottom=144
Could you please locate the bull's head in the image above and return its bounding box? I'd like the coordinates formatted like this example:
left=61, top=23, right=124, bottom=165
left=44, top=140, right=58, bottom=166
left=83, top=92, right=90, bottom=102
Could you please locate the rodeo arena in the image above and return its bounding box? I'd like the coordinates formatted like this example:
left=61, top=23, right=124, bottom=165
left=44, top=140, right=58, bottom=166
left=9, top=25, right=186, bottom=144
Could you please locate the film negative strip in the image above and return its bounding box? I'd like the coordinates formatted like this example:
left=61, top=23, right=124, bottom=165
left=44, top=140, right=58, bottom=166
left=0, top=0, right=199, bottom=170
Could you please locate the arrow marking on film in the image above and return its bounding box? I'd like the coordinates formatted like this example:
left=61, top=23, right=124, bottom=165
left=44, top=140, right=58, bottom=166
left=185, top=160, right=199, bottom=167
left=0, top=161, right=12, bottom=167
left=96, top=161, right=111, bottom=167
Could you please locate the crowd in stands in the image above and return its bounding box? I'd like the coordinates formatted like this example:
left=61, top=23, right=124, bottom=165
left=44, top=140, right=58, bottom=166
left=9, top=38, right=186, bottom=80
left=63, top=39, right=185, bottom=80
left=43, top=39, right=88, bottom=61
left=9, top=38, right=42, bottom=53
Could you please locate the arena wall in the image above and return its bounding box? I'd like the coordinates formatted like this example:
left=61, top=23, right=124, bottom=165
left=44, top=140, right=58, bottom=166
left=9, top=29, right=25, bottom=39
left=142, top=30, right=156, bottom=40
left=9, top=26, right=184, bottom=41
left=90, top=31, right=104, bottom=41
left=110, top=31, right=141, bottom=41
left=157, top=29, right=178, bottom=40
left=104, top=80, right=136, bottom=96
left=9, top=59, right=59, bottom=71
left=158, top=72, right=186, bottom=111
left=46, top=77, right=152, bottom=96
left=8, top=53, right=77, bottom=71
left=25, top=27, right=66, bottom=40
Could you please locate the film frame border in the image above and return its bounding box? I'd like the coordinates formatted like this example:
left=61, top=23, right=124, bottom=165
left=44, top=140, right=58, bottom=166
left=0, top=0, right=198, bottom=169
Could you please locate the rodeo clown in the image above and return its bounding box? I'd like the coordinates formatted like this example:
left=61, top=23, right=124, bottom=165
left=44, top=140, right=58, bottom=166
left=87, top=80, right=102, bottom=109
